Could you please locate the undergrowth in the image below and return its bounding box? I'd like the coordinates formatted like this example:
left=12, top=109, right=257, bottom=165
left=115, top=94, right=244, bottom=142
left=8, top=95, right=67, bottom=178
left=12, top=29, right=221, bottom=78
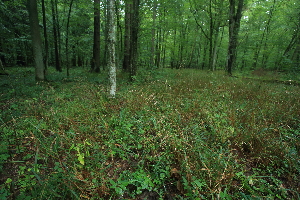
left=0, top=67, right=299, bottom=199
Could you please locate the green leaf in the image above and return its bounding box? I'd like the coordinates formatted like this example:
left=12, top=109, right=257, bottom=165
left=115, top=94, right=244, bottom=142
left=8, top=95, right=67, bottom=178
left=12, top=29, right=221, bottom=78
left=77, top=153, right=85, bottom=165
left=5, top=178, right=12, bottom=184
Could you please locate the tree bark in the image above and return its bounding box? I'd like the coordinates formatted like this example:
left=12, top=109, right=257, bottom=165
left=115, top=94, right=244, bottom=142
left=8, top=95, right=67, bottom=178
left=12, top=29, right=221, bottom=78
left=291, top=8, right=300, bottom=69
left=115, top=0, right=123, bottom=69
left=91, top=0, right=101, bottom=73
left=150, top=0, right=157, bottom=68
left=66, top=0, right=74, bottom=77
left=41, top=0, right=48, bottom=70
left=123, top=0, right=132, bottom=71
left=123, top=0, right=140, bottom=81
left=130, top=0, right=140, bottom=80
left=227, top=0, right=244, bottom=75
left=51, top=0, right=62, bottom=72
left=108, top=0, right=116, bottom=97
left=28, top=0, right=45, bottom=81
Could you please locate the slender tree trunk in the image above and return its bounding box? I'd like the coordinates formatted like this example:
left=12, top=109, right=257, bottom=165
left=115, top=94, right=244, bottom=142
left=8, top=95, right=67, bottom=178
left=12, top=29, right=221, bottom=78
left=123, top=0, right=132, bottom=71
left=211, top=26, right=220, bottom=71
left=41, top=0, right=48, bottom=70
left=252, top=0, right=276, bottom=69
left=208, top=0, right=214, bottom=70
left=202, top=39, right=208, bottom=69
left=55, top=0, right=61, bottom=56
left=115, top=0, right=122, bottom=69
left=51, top=0, right=62, bottom=72
left=91, top=0, right=101, bottom=73
left=171, top=28, right=177, bottom=69
left=292, top=30, right=300, bottom=69
left=161, top=6, right=166, bottom=68
left=129, top=0, right=140, bottom=81
left=227, top=0, right=244, bottom=75
left=150, top=0, right=157, bottom=68
left=155, top=27, right=162, bottom=68
left=103, top=0, right=108, bottom=70
left=108, top=0, right=116, bottom=97
left=290, top=6, right=300, bottom=69
left=116, top=0, right=123, bottom=68
left=123, top=0, right=140, bottom=81
left=66, top=0, right=74, bottom=77
left=28, top=0, right=45, bottom=81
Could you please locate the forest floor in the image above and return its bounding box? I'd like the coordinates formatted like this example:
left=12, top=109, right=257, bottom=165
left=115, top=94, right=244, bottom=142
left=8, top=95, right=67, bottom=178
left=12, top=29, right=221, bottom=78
left=0, top=67, right=300, bottom=199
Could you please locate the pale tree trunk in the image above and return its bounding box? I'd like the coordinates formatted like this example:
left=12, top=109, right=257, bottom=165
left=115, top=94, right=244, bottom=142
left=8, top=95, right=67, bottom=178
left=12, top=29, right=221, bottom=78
left=227, top=0, right=244, bottom=75
left=108, top=0, right=116, bottom=97
left=115, top=0, right=123, bottom=68
left=28, top=0, right=45, bottom=81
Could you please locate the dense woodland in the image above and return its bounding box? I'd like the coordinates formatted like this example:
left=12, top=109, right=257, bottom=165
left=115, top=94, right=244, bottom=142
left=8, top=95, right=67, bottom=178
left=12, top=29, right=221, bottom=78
left=0, top=0, right=299, bottom=76
left=0, top=0, right=300, bottom=199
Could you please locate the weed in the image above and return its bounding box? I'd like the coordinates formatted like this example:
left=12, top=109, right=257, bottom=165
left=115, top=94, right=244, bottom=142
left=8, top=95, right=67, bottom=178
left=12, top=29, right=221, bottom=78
left=0, top=68, right=299, bottom=199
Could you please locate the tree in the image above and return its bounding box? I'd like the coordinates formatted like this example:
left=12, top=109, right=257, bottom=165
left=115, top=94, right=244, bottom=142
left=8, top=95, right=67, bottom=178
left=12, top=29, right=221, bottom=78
left=51, top=0, right=62, bottom=72
left=0, top=1, right=31, bottom=67
left=41, top=0, right=49, bottom=70
left=91, top=0, right=101, bottom=73
left=122, top=0, right=132, bottom=72
left=290, top=2, right=300, bottom=70
left=190, top=0, right=227, bottom=70
left=227, top=0, right=244, bottom=75
left=0, top=59, right=8, bottom=75
left=123, top=0, right=140, bottom=81
left=150, top=0, right=157, bottom=68
left=251, top=0, right=276, bottom=69
left=108, top=0, right=116, bottom=97
left=27, top=0, right=45, bottom=81
left=65, top=0, right=74, bottom=76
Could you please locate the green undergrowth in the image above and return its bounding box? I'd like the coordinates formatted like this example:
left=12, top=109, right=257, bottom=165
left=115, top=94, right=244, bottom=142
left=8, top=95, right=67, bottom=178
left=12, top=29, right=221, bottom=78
left=0, top=67, right=300, bottom=199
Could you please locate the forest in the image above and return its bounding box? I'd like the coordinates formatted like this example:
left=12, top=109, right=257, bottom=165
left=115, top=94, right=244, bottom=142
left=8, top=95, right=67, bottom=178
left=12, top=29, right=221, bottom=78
left=0, top=0, right=300, bottom=199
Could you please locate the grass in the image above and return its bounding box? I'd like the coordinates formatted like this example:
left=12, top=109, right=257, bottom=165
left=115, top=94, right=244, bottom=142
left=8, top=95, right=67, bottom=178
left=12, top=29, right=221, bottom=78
left=0, top=67, right=300, bottom=199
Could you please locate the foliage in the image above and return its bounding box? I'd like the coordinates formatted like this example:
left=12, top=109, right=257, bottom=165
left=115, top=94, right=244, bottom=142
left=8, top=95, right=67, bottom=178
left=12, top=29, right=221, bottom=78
left=1, top=68, right=300, bottom=199
left=1, top=0, right=299, bottom=73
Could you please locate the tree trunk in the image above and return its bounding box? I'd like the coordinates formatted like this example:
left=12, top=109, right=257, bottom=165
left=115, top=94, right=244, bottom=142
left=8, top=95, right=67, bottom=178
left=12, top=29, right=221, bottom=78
left=291, top=8, right=300, bottom=69
left=66, top=0, right=74, bottom=77
left=129, top=0, right=140, bottom=81
left=28, top=0, right=45, bottom=81
left=252, top=0, right=276, bottom=69
left=108, top=0, right=116, bottom=97
left=150, top=0, right=157, bottom=68
left=227, top=0, right=244, bottom=75
left=116, top=0, right=123, bottom=69
left=91, top=0, right=101, bottom=73
left=41, top=0, right=48, bottom=70
left=123, top=0, right=132, bottom=71
left=103, top=0, right=109, bottom=70
left=171, top=28, right=177, bottom=69
left=155, top=27, right=162, bottom=68
left=51, top=0, right=62, bottom=72
left=123, top=0, right=140, bottom=81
